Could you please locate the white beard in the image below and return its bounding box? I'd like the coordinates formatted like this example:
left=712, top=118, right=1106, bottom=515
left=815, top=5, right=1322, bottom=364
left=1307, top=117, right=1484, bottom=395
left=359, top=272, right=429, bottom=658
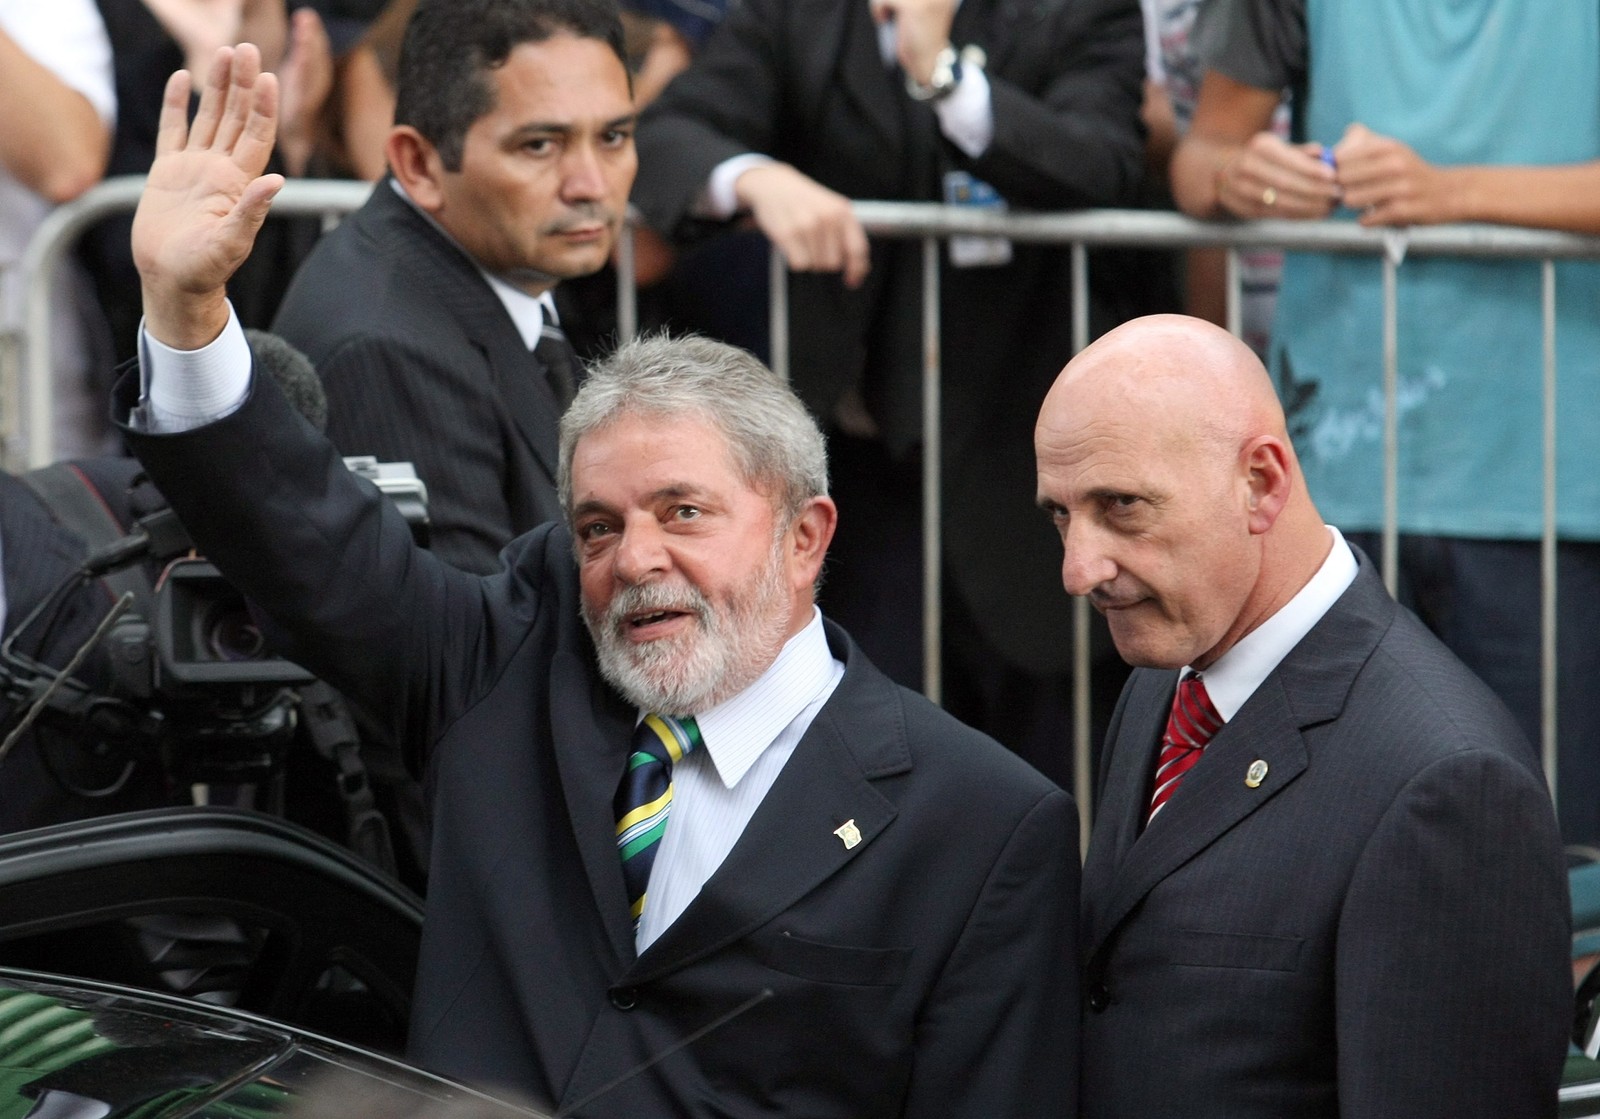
left=583, top=538, right=792, bottom=715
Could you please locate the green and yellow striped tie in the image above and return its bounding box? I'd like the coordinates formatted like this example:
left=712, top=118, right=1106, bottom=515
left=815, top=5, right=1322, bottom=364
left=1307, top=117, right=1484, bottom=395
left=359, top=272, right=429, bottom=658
left=615, top=714, right=701, bottom=928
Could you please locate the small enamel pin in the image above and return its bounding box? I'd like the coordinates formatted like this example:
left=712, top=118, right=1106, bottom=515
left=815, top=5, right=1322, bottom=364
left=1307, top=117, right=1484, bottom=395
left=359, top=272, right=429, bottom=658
left=1245, top=760, right=1269, bottom=789
left=833, top=820, right=862, bottom=849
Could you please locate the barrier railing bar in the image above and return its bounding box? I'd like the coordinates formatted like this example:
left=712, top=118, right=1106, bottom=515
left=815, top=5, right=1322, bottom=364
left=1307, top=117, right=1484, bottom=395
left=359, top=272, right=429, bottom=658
left=851, top=203, right=1600, bottom=259
left=1070, top=242, right=1093, bottom=851
left=1381, top=255, right=1399, bottom=596
left=768, top=246, right=788, bottom=384
left=615, top=221, right=637, bottom=343
left=1224, top=248, right=1242, bottom=339
left=1543, top=259, right=1559, bottom=794
left=920, top=237, right=944, bottom=704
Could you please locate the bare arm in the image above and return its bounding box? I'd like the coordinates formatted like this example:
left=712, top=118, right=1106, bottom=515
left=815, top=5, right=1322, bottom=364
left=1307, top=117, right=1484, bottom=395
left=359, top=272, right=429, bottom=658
left=275, top=5, right=333, bottom=176
left=0, top=26, right=110, bottom=203
left=239, top=0, right=286, bottom=68
left=132, top=43, right=285, bottom=351
left=1170, top=69, right=1336, bottom=220
left=630, top=21, right=693, bottom=109
left=1335, top=122, right=1600, bottom=233
left=335, top=45, right=397, bottom=182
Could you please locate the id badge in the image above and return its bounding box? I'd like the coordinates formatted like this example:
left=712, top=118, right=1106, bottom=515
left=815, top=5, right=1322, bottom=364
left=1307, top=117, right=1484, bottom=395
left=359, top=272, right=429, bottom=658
left=942, top=170, right=1013, bottom=268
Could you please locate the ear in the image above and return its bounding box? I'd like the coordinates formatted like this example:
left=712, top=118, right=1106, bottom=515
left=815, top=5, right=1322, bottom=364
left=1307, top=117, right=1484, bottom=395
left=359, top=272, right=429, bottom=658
left=785, top=495, right=838, bottom=590
left=1241, top=435, right=1293, bottom=535
left=386, top=125, right=447, bottom=212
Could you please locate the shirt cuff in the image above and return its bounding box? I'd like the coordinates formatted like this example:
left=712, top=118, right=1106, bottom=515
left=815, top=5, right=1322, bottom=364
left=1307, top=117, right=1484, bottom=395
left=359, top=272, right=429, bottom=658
left=136, top=303, right=253, bottom=433
left=934, top=63, right=994, bottom=159
left=702, top=152, right=778, bottom=218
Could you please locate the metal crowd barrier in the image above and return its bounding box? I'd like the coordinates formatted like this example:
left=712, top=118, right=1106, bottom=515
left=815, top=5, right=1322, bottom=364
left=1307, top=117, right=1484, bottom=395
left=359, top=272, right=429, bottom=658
left=13, top=176, right=1600, bottom=841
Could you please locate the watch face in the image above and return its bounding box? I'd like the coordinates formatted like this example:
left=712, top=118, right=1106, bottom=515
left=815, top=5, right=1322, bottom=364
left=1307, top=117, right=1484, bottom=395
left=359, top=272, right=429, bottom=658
left=907, top=45, right=960, bottom=100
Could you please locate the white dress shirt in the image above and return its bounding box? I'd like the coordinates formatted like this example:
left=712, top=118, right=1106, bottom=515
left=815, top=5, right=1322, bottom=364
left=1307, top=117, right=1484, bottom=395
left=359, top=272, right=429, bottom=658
left=1195, top=527, right=1360, bottom=721
left=638, top=607, right=844, bottom=949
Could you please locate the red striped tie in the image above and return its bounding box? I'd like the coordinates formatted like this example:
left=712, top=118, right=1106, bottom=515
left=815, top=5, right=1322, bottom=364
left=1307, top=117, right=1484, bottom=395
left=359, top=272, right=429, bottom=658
left=1146, top=673, right=1223, bottom=825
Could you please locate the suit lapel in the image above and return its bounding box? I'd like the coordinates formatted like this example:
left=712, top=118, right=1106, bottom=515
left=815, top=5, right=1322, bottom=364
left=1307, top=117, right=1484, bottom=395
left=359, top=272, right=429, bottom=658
left=484, top=325, right=563, bottom=481
left=1085, top=558, right=1397, bottom=956
left=1080, top=669, right=1171, bottom=942
left=1088, top=678, right=1311, bottom=951
left=373, top=184, right=564, bottom=481
left=621, top=623, right=906, bottom=984
left=549, top=647, right=639, bottom=965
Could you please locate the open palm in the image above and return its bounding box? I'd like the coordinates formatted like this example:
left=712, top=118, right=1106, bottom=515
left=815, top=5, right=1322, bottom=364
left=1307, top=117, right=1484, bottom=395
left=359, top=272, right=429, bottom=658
left=132, top=43, right=283, bottom=346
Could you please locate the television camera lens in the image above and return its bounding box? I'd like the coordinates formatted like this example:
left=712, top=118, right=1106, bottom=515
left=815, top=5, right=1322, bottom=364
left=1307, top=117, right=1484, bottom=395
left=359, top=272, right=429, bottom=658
left=200, top=599, right=268, bottom=663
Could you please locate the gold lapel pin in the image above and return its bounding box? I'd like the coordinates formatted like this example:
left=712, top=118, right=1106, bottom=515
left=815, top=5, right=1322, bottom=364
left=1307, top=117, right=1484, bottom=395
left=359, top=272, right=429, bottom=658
left=1245, top=760, right=1269, bottom=788
left=833, top=820, right=862, bottom=849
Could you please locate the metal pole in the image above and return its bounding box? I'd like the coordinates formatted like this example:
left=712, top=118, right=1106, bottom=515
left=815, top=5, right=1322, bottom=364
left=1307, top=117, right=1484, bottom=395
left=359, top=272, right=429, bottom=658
left=615, top=221, right=638, bottom=343
left=1541, top=259, right=1559, bottom=795
left=1381, top=255, right=1399, bottom=596
left=921, top=237, right=943, bottom=704
left=768, top=247, right=789, bottom=383
left=1225, top=248, right=1242, bottom=339
left=1071, top=242, right=1093, bottom=854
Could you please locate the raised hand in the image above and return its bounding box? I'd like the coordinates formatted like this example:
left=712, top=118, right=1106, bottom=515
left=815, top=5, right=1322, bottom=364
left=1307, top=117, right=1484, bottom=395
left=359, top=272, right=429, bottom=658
left=132, top=43, right=284, bottom=350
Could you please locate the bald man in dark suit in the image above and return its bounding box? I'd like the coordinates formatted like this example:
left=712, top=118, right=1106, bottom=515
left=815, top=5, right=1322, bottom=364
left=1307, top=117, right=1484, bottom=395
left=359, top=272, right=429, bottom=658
left=1036, top=315, right=1570, bottom=1119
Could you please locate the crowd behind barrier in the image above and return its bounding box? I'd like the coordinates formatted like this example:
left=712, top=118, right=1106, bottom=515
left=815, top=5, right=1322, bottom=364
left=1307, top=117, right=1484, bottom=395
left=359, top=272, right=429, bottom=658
left=9, top=174, right=1600, bottom=842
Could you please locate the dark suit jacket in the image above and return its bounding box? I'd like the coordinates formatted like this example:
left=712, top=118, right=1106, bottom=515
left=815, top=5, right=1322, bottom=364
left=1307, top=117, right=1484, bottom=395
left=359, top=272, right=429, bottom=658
left=272, top=180, right=566, bottom=575
left=118, top=366, right=1082, bottom=1118
left=631, top=0, right=1151, bottom=671
left=1080, top=556, right=1570, bottom=1119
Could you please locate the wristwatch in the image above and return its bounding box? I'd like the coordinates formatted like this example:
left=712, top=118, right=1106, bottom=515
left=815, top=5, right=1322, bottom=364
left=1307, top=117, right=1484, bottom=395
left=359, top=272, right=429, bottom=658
left=905, top=44, right=973, bottom=102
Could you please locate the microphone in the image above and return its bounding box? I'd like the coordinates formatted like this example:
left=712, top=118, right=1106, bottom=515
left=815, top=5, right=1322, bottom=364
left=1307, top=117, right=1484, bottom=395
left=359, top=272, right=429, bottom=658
left=244, top=329, right=327, bottom=433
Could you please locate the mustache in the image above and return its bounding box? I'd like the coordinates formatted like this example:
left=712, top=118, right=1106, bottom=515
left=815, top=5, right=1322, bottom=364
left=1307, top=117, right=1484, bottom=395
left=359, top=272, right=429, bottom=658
left=604, top=579, right=710, bottom=628
left=541, top=203, right=617, bottom=234
left=1087, top=586, right=1143, bottom=611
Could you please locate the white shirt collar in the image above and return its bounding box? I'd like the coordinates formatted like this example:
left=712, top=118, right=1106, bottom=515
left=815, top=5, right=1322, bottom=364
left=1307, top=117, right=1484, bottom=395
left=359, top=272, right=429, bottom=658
left=388, top=178, right=553, bottom=348
left=1193, top=527, right=1359, bottom=721
left=670, top=608, right=836, bottom=789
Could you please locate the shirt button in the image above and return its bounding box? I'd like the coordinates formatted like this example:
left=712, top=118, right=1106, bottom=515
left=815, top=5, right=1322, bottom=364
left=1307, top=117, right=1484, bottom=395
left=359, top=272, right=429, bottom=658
left=610, top=987, right=638, bottom=1011
left=1087, top=984, right=1110, bottom=1012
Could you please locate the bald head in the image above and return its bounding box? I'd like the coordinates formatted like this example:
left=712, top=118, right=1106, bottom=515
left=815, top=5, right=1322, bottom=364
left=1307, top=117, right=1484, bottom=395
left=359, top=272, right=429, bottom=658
left=1035, top=315, right=1330, bottom=670
left=1042, top=314, right=1288, bottom=463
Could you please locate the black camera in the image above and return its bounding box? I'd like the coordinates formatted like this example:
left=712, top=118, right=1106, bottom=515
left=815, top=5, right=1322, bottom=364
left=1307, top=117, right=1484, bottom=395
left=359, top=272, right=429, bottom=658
left=3, top=456, right=429, bottom=780
left=133, top=459, right=427, bottom=690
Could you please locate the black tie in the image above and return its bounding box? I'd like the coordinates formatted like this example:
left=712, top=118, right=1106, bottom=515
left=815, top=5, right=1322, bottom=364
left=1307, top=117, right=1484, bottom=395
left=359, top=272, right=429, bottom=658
left=534, top=322, right=578, bottom=408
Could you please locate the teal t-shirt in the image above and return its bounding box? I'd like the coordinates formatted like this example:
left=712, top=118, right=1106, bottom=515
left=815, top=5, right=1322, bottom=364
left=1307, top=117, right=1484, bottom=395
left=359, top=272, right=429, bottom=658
left=1270, top=0, right=1600, bottom=539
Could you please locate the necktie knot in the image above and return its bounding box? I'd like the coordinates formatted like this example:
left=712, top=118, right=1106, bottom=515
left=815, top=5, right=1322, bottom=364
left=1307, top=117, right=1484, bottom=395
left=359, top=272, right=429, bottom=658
left=1146, top=673, right=1223, bottom=825
left=616, top=714, right=701, bottom=928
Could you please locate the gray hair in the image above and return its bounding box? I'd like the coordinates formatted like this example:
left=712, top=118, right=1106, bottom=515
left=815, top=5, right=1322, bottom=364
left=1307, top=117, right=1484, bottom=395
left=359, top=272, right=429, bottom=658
left=558, top=334, right=829, bottom=522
